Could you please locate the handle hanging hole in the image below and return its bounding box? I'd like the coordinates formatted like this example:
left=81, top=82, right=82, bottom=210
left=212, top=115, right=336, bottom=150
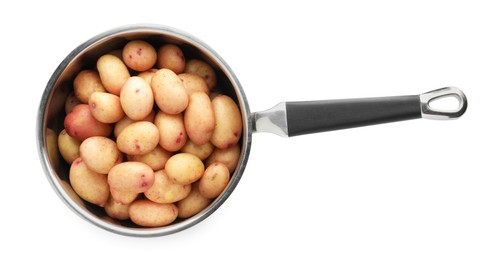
left=419, top=87, right=467, bottom=120
left=427, top=94, right=462, bottom=112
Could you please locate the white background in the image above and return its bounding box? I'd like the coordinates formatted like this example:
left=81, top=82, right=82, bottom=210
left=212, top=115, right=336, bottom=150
left=2, top=0, right=487, bottom=259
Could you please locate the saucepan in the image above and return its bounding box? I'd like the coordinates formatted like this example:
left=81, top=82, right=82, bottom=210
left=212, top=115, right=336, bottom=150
left=36, top=24, right=467, bottom=237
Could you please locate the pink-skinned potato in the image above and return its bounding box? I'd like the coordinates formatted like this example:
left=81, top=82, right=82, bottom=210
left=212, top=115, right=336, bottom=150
left=109, top=188, right=139, bottom=205
left=64, top=104, right=113, bottom=141
left=108, top=161, right=155, bottom=193
left=210, top=95, right=242, bottom=149
left=80, top=136, right=122, bottom=174
left=129, top=199, right=178, bottom=227
left=154, top=110, right=187, bottom=152
left=184, top=92, right=215, bottom=145
left=69, top=157, right=110, bottom=207
left=116, top=121, right=159, bottom=155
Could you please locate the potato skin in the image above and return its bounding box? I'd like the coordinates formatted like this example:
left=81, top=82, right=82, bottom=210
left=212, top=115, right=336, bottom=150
left=113, top=111, right=155, bottom=138
left=157, top=44, right=185, bottom=74
left=205, top=144, right=241, bottom=173
left=199, top=162, right=230, bottom=199
left=184, top=59, right=217, bottom=90
left=104, top=195, right=130, bottom=220
left=129, top=199, right=178, bottom=227
left=64, top=104, right=113, bottom=141
left=65, top=92, right=82, bottom=114
left=176, top=181, right=212, bottom=218
left=151, top=68, right=188, bottom=114
left=97, top=54, right=130, bottom=95
left=137, top=68, right=158, bottom=85
left=122, top=40, right=157, bottom=72
left=179, top=73, right=209, bottom=96
left=165, top=153, right=204, bottom=185
left=109, top=188, right=139, bottom=205
left=144, top=170, right=191, bottom=204
left=154, top=110, right=187, bottom=152
left=116, top=121, right=159, bottom=155
left=73, top=70, right=106, bottom=103
left=210, top=95, right=242, bottom=149
left=181, top=140, right=214, bottom=160
left=127, top=145, right=173, bottom=171
left=58, top=129, right=81, bottom=164
left=108, top=161, right=155, bottom=193
left=88, top=92, right=125, bottom=123
left=120, top=76, right=154, bottom=120
left=69, top=157, right=110, bottom=207
left=80, top=136, right=121, bottom=174
left=184, top=92, right=215, bottom=145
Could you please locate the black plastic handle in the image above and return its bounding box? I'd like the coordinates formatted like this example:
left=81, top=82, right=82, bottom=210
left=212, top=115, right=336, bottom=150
left=286, top=95, right=421, bottom=136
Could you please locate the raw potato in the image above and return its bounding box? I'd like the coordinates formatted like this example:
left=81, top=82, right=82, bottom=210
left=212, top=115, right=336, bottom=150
left=199, top=162, right=230, bottom=199
left=120, top=76, right=154, bottom=120
left=108, top=161, right=155, bottom=193
left=69, top=157, right=110, bottom=207
left=137, top=68, right=158, bottom=85
left=88, top=92, right=125, bottom=123
left=45, top=128, right=60, bottom=169
left=184, top=59, right=217, bottom=90
left=58, top=129, right=81, bottom=164
left=179, top=73, right=209, bottom=96
left=113, top=111, right=155, bottom=138
left=122, top=40, right=157, bottom=72
left=210, top=95, right=243, bottom=149
left=127, top=145, right=173, bottom=171
left=151, top=68, right=188, bottom=114
left=184, top=92, right=215, bottom=145
left=104, top=195, right=130, bottom=220
left=205, top=144, right=241, bottom=173
left=165, top=153, right=204, bottom=185
left=129, top=199, right=178, bottom=227
left=176, top=181, right=212, bottom=218
left=73, top=70, right=106, bottom=103
left=65, top=92, right=81, bottom=114
left=116, top=121, right=159, bottom=155
left=109, top=188, right=139, bottom=204
left=154, top=110, right=187, bottom=152
left=157, top=44, right=185, bottom=74
left=144, top=170, right=191, bottom=204
left=80, top=136, right=121, bottom=174
left=181, top=140, right=214, bottom=160
left=97, top=54, right=130, bottom=95
left=64, top=104, right=113, bottom=141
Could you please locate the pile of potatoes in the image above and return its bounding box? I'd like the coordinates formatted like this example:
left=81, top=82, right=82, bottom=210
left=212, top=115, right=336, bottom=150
left=54, top=39, right=242, bottom=227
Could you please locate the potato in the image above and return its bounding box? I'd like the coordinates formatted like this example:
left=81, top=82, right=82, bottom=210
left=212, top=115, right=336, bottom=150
left=97, top=54, right=130, bottom=95
left=179, top=73, right=209, bottom=96
left=181, top=140, right=214, bottom=160
left=184, top=59, right=217, bottom=90
left=122, top=40, right=157, bottom=72
left=165, top=153, right=204, bottom=185
left=80, top=136, right=121, bottom=174
left=108, top=161, right=155, bottom=193
left=88, top=92, right=125, bottom=123
left=154, top=110, right=187, bottom=152
left=176, top=181, right=212, bottom=218
left=184, top=92, right=215, bottom=145
left=69, top=157, right=110, bottom=207
left=151, top=68, right=188, bottom=114
left=210, top=95, right=243, bottom=149
left=137, top=68, right=158, bottom=85
left=144, top=170, right=191, bottom=204
left=127, top=145, right=172, bottom=171
left=120, top=76, right=154, bottom=120
left=46, top=128, right=60, bottom=169
left=116, top=121, right=159, bottom=155
left=199, top=162, right=230, bottom=199
left=104, top=195, right=130, bottom=220
left=109, top=188, right=139, bottom=204
left=65, top=92, right=81, bottom=114
left=129, top=199, right=178, bottom=227
left=73, top=70, right=106, bottom=103
left=113, top=111, right=155, bottom=138
left=64, top=104, right=113, bottom=141
left=58, top=129, right=81, bottom=164
left=157, top=44, right=185, bottom=74
left=205, top=144, right=241, bottom=173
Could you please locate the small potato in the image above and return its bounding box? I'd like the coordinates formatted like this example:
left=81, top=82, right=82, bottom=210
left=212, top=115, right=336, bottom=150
left=73, top=70, right=106, bottom=103
left=88, top=92, right=125, bottom=123
left=181, top=140, right=214, bottom=160
left=109, top=188, right=139, bottom=204
left=154, top=110, right=187, bottom=152
left=69, top=157, right=110, bottom=207
left=184, top=92, right=215, bottom=145
left=210, top=95, right=243, bottom=149
left=65, top=92, right=82, bottom=114
left=80, top=136, right=121, bottom=174
left=127, top=145, right=172, bottom=171
left=104, top=195, right=130, bottom=220
left=113, top=111, right=155, bottom=138
left=179, top=73, right=209, bottom=96
left=116, top=121, right=159, bottom=155
left=137, top=68, right=158, bottom=85
left=120, top=76, right=154, bottom=120
left=165, top=153, right=204, bottom=185
left=184, top=59, right=217, bottom=90
left=151, top=68, right=188, bottom=114
left=97, top=54, right=130, bottom=95
left=122, top=40, right=157, bottom=72
left=108, top=161, right=155, bottom=193
left=205, top=144, right=241, bottom=173
left=64, top=104, right=113, bottom=141
left=144, top=170, right=191, bottom=204
left=176, top=181, right=212, bottom=218
left=199, top=162, right=230, bottom=199
left=46, top=128, right=60, bottom=169
left=129, top=199, right=178, bottom=227
left=58, top=129, right=81, bottom=164
left=157, top=44, right=185, bottom=74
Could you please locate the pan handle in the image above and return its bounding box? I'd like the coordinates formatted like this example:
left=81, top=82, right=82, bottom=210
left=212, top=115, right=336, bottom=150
left=252, top=87, right=468, bottom=137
